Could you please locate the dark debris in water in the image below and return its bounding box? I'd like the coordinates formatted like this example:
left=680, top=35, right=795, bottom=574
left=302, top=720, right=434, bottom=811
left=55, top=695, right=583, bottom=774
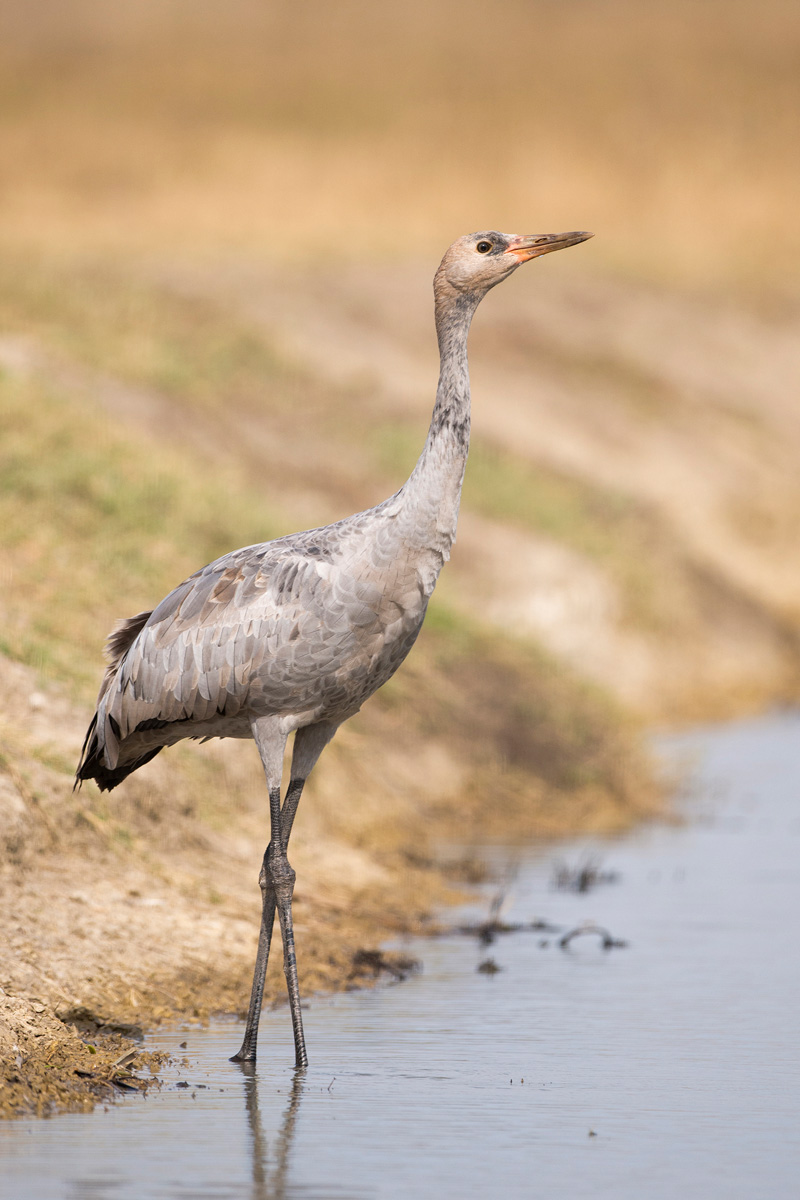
left=558, top=922, right=628, bottom=951
left=450, top=868, right=629, bottom=970
left=477, top=958, right=502, bottom=975
left=551, top=857, right=620, bottom=894
left=454, top=880, right=564, bottom=944
left=459, top=918, right=523, bottom=945
left=347, top=949, right=420, bottom=986
left=457, top=917, right=562, bottom=945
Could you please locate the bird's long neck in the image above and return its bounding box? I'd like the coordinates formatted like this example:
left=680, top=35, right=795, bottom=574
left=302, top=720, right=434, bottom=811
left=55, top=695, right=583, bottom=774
left=398, top=288, right=480, bottom=572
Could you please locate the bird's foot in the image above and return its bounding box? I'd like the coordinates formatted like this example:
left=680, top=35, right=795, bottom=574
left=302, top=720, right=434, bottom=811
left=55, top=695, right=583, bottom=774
left=230, top=1046, right=257, bottom=1064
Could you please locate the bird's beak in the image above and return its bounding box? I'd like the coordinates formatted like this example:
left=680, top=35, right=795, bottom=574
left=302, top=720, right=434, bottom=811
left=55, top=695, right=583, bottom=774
left=504, top=230, right=594, bottom=263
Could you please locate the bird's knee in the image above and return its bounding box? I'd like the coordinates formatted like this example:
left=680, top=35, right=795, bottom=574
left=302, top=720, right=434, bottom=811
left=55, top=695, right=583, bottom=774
left=267, top=847, right=296, bottom=903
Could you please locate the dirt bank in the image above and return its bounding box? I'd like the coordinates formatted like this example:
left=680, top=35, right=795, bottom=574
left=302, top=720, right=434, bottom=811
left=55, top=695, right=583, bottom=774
left=0, top=992, right=169, bottom=1119
left=0, top=649, right=443, bottom=1117
left=0, top=615, right=658, bottom=1119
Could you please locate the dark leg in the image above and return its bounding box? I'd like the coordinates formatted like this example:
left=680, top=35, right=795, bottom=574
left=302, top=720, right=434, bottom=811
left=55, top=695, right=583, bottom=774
left=230, top=807, right=279, bottom=1064
left=232, top=718, right=337, bottom=1066
left=231, top=777, right=306, bottom=1065
left=270, top=798, right=307, bottom=1068
left=231, top=718, right=287, bottom=1064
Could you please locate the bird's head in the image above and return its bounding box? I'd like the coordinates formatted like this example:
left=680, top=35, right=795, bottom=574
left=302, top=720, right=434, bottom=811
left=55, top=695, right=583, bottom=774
left=434, top=229, right=593, bottom=305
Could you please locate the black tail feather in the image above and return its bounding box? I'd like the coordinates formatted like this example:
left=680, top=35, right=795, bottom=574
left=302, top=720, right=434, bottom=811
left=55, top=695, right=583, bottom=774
left=74, top=711, right=164, bottom=793
left=75, top=608, right=158, bottom=793
left=75, top=733, right=164, bottom=793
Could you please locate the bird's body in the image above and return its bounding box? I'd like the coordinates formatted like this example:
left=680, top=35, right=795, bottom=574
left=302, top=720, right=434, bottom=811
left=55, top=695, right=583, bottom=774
left=76, top=228, right=592, bottom=1066
left=80, top=496, right=440, bottom=790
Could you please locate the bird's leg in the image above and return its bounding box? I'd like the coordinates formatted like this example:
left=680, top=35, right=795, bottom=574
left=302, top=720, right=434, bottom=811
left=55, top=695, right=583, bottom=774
left=279, top=777, right=304, bottom=846
left=231, top=720, right=288, bottom=1065
left=267, top=777, right=308, bottom=1069
left=233, top=719, right=337, bottom=1066
left=231, top=803, right=280, bottom=1064
left=231, top=778, right=307, bottom=1066
left=271, top=721, right=338, bottom=1068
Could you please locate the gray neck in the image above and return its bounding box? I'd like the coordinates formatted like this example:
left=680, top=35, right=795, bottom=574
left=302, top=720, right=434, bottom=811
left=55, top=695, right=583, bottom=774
left=399, top=289, right=481, bottom=564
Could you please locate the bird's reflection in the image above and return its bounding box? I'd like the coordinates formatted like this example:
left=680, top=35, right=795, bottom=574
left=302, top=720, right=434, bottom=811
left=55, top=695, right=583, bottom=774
left=236, top=1061, right=305, bottom=1200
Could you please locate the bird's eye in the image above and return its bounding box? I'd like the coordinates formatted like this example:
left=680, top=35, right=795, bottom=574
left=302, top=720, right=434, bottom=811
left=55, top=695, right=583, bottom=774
left=476, top=240, right=493, bottom=254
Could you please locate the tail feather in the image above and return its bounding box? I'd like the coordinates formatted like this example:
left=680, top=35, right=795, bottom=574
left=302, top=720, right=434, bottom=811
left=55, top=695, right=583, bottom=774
left=74, top=707, right=164, bottom=791
left=97, top=611, right=152, bottom=701
left=75, top=609, right=160, bottom=792
left=75, top=738, right=164, bottom=792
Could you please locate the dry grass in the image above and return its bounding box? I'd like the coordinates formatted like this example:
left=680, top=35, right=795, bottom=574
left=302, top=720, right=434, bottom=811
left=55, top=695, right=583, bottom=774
left=0, top=0, right=798, bottom=287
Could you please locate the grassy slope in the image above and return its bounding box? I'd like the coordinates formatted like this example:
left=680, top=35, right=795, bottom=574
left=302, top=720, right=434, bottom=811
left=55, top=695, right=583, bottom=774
left=6, top=253, right=788, bottom=696
left=0, top=268, right=655, bottom=841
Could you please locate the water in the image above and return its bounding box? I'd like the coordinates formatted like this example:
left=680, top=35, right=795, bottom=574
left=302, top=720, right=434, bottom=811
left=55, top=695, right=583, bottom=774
left=3, top=713, right=800, bottom=1199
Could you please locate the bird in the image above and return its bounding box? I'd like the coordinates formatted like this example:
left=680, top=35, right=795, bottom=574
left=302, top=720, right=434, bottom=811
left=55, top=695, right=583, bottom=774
left=75, top=228, right=593, bottom=1068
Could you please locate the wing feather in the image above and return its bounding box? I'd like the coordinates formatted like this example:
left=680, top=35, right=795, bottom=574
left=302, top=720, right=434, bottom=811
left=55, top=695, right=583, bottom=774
left=94, top=524, right=425, bottom=770
left=92, top=545, right=325, bottom=745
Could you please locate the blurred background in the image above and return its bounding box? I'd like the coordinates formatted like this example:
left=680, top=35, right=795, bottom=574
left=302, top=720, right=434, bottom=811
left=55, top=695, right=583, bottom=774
left=2, top=0, right=800, bottom=1022
left=1, top=0, right=800, bottom=283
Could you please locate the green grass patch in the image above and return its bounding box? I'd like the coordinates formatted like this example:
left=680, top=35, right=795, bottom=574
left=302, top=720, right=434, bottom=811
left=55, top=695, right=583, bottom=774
left=0, top=255, right=289, bottom=417
left=0, top=369, right=281, bottom=698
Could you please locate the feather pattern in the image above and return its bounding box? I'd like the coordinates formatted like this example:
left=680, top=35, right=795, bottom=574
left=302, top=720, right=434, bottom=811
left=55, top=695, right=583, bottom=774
left=79, top=500, right=432, bottom=776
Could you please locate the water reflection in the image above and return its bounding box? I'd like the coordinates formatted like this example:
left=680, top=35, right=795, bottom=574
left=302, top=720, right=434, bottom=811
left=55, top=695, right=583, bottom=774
left=238, top=1064, right=304, bottom=1200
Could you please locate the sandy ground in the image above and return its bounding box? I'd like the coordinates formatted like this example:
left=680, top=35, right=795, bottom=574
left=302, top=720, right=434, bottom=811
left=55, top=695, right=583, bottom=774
left=0, top=650, right=456, bottom=1117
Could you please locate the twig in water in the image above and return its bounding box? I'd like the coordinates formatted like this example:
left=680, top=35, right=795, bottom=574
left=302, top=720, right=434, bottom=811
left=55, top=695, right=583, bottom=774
left=558, top=922, right=628, bottom=951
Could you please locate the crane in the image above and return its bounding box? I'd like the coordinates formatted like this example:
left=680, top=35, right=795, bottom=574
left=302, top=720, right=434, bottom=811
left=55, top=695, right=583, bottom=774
left=76, top=229, right=593, bottom=1067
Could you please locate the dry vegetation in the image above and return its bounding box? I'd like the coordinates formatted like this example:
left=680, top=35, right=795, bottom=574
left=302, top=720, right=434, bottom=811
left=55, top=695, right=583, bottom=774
left=1, top=0, right=799, bottom=285
left=1, top=0, right=798, bottom=1113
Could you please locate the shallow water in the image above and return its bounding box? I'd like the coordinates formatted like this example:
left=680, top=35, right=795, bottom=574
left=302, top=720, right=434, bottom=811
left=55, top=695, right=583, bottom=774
left=3, top=713, right=800, bottom=1199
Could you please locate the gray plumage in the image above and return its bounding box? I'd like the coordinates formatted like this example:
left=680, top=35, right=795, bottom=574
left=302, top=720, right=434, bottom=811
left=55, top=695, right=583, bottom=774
left=75, top=228, right=592, bottom=1066
left=79, top=505, right=431, bottom=790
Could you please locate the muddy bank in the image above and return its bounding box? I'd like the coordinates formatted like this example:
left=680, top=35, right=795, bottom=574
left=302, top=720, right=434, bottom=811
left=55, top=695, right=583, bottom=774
left=0, top=824, right=445, bottom=1119
left=0, top=830, right=445, bottom=1120
left=0, top=644, right=659, bottom=1118
left=0, top=992, right=169, bottom=1118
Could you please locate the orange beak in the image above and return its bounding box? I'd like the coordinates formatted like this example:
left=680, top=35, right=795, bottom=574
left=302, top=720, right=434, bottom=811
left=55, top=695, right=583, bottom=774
left=504, top=230, right=593, bottom=263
